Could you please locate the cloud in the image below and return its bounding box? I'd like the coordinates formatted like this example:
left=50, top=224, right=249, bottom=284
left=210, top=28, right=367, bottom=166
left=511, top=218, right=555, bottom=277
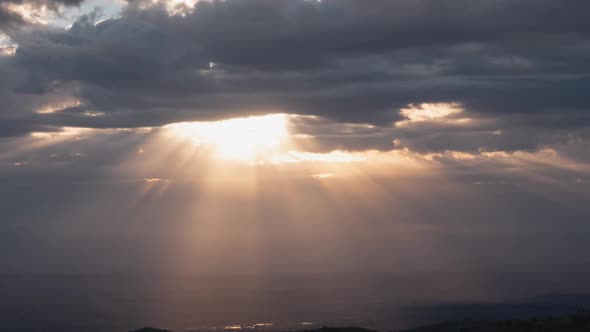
left=0, top=0, right=589, bottom=156
left=0, top=0, right=86, bottom=31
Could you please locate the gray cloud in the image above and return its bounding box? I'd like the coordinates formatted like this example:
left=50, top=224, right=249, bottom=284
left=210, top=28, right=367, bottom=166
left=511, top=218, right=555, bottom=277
left=0, top=0, right=589, bottom=154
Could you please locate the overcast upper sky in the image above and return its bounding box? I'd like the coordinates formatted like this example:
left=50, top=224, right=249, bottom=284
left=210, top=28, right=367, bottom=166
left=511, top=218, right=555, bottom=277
left=0, top=0, right=588, bottom=148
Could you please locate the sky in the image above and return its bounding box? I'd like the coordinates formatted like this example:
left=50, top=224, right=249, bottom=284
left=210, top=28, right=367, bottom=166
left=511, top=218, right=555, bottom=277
left=1, top=0, right=590, bottom=330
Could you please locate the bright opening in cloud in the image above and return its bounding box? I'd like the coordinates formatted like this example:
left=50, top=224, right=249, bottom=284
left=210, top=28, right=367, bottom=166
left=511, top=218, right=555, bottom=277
left=1, top=2, right=55, bottom=24
left=164, top=114, right=289, bottom=161
left=400, top=103, right=463, bottom=121
left=36, top=99, right=82, bottom=114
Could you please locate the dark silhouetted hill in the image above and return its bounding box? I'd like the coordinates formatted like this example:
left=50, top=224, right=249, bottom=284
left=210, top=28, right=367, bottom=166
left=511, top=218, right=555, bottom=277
left=304, top=328, right=377, bottom=332
left=395, top=311, right=590, bottom=332
left=127, top=313, right=590, bottom=332
left=128, top=327, right=376, bottom=332
left=129, top=328, right=174, bottom=332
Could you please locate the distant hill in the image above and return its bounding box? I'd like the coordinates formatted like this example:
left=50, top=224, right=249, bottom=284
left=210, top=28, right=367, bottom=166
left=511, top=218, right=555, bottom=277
left=129, top=327, right=376, bottom=332
left=128, top=313, right=590, bottom=332
left=130, top=328, right=174, bottom=332
left=303, top=328, right=377, bottom=332
left=395, top=311, right=590, bottom=332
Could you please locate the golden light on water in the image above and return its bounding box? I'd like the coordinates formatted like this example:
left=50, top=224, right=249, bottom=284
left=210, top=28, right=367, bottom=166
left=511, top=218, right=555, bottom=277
left=164, top=114, right=289, bottom=161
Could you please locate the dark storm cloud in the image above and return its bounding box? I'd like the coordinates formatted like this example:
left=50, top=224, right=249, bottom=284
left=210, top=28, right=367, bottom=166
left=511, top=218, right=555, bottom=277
left=1, top=0, right=590, bottom=152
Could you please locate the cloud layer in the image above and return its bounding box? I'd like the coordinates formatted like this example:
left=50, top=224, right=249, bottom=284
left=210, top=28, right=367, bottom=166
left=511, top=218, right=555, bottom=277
left=1, top=0, right=590, bottom=156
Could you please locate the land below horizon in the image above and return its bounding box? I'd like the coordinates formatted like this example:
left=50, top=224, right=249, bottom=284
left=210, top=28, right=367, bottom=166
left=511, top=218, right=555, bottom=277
left=128, top=312, right=590, bottom=332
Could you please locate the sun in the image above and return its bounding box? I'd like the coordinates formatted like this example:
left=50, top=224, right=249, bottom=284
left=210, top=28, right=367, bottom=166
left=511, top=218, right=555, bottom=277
left=164, top=114, right=289, bottom=161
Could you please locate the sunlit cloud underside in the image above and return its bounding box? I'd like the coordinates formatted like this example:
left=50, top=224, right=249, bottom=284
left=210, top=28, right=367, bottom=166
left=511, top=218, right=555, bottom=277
left=5, top=111, right=587, bottom=192
left=164, top=114, right=290, bottom=162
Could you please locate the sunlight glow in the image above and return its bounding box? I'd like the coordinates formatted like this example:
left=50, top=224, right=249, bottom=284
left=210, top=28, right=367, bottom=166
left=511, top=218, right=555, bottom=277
left=0, top=45, right=17, bottom=56
left=30, top=127, right=91, bottom=139
left=312, top=173, right=335, bottom=179
left=271, top=150, right=367, bottom=164
left=36, top=99, right=82, bottom=114
left=400, top=102, right=463, bottom=121
left=1, top=2, right=54, bottom=24
left=164, top=114, right=289, bottom=161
